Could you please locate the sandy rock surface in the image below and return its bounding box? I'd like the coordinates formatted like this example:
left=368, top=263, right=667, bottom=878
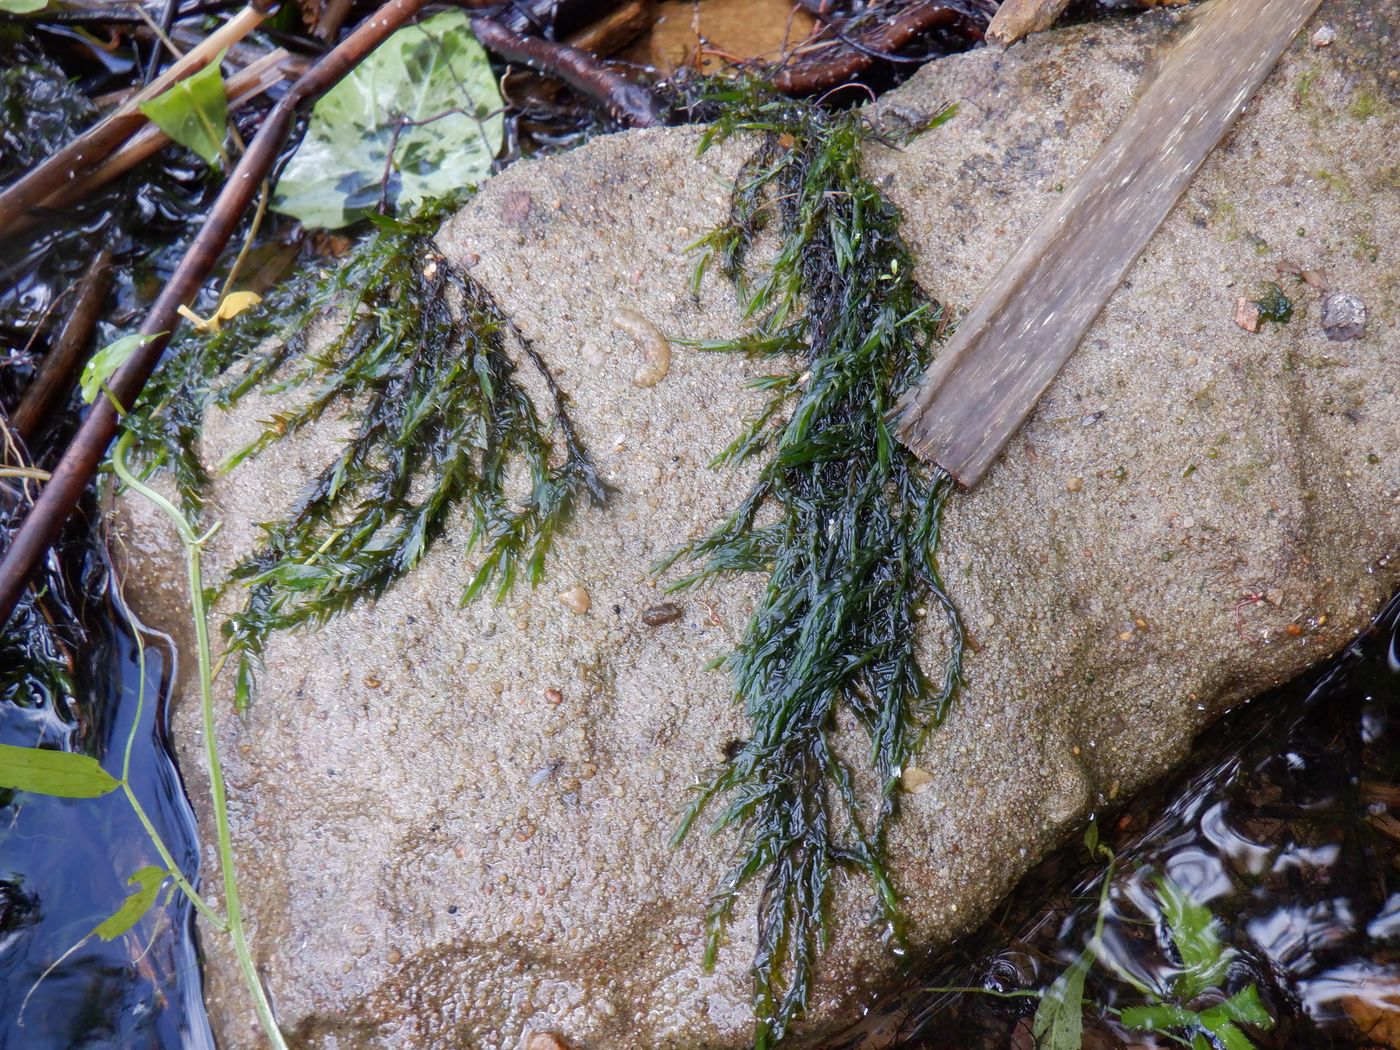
left=116, top=3, right=1399, bottom=1047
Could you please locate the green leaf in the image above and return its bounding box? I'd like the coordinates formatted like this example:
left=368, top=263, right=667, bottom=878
left=1197, top=984, right=1273, bottom=1049
left=138, top=54, right=229, bottom=166
left=94, top=866, right=170, bottom=940
left=271, top=10, right=503, bottom=229
left=1202, top=985, right=1272, bottom=1029
left=0, top=0, right=50, bottom=13
left=1120, top=1002, right=1197, bottom=1032
left=1032, top=954, right=1089, bottom=1050
left=0, top=742, right=121, bottom=798
left=1153, top=875, right=1232, bottom=999
left=80, top=333, right=158, bottom=405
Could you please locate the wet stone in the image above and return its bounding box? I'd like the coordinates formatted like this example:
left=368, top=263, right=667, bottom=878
left=1320, top=291, right=1367, bottom=341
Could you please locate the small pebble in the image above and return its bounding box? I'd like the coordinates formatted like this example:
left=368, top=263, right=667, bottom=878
left=363, top=673, right=381, bottom=689
left=641, top=602, right=684, bottom=627
left=1066, top=476, right=1083, bottom=493
left=545, top=688, right=564, bottom=705
left=900, top=765, right=935, bottom=794
left=387, top=948, right=402, bottom=965
left=1233, top=297, right=1262, bottom=333
left=560, top=586, right=591, bottom=615
left=1310, top=24, right=1335, bottom=47
left=1320, top=292, right=1366, bottom=341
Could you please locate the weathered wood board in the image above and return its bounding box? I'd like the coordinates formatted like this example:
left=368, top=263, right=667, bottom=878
left=895, top=0, right=1325, bottom=486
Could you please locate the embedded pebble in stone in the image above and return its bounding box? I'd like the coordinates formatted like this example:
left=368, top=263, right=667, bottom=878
left=1066, top=476, right=1083, bottom=493
left=525, top=1033, right=570, bottom=1050
left=901, top=766, right=935, bottom=794
left=1320, top=292, right=1366, bottom=341
left=560, top=586, right=591, bottom=615
left=1233, top=296, right=1262, bottom=333
left=640, top=601, right=684, bottom=627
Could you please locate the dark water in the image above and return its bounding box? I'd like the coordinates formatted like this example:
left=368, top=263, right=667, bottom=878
left=825, top=590, right=1400, bottom=1049
left=0, top=543, right=211, bottom=1050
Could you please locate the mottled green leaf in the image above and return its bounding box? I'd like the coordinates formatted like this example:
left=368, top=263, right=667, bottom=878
left=0, top=0, right=50, bottom=13
left=94, top=866, right=170, bottom=940
left=272, top=10, right=502, bottom=229
left=138, top=54, right=228, bottom=166
left=1032, top=953, right=1089, bottom=1050
left=0, top=742, right=121, bottom=798
left=80, top=333, right=158, bottom=405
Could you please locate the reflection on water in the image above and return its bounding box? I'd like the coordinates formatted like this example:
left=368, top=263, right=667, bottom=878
left=0, top=550, right=212, bottom=1050
left=825, top=590, right=1400, bottom=1049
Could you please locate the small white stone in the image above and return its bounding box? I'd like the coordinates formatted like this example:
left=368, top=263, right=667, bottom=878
left=1310, top=24, right=1335, bottom=47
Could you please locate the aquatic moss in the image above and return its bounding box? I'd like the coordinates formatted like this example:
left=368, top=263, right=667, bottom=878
left=128, top=199, right=605, bottom=706
left=665, top=83, right=963, bottom=1046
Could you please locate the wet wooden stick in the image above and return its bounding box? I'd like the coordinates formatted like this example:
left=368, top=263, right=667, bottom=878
left=10, top=250, right=114, bottom=445
left=0, top=3, right=267, bottom=236
left=471, top=15, right=665, bottom=127
left=12, top=49, right=299, bottom=237
left=895, top=0, right=1323, bottom=487
left=0, top=0, right=432, bottom=628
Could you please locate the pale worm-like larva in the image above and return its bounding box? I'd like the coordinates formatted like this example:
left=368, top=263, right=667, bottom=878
left=611, top=308, right=671, bottom=388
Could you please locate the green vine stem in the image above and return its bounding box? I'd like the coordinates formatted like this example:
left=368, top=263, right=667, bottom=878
left=113, top=593, right=225, bottom=929
left=112, top=430, right=288, bottom=1050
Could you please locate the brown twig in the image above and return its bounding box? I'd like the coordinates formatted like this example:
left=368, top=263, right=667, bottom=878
left=471, top=15, right=664, bottom=127
left=0, top=0, right=434, bottom=628
left=772, top=0, right=968, bottom=94
left=9, top=250, right=115, bottom=446
left=0, top=4, right=268, bottom=236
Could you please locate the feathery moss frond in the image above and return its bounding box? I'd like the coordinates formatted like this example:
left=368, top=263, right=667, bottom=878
left=666, top=82, right=964, bottom=1047
left=127, top=201, right=605, bottom=708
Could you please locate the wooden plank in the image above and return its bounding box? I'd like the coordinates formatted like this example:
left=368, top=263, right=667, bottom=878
left=895, top=0, right=1323, bottom=487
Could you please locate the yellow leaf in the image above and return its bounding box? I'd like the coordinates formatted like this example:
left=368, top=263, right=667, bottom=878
left=214, top=290, right=262, bottom=326
left=177, top=291, right=262, bottom=334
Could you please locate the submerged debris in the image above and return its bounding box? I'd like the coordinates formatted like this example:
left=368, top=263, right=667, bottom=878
left=1234, top=281, right=1294, bottom=332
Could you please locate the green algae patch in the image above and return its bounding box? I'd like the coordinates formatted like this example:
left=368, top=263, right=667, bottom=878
left=1252, top=282, right=1294, bottom=326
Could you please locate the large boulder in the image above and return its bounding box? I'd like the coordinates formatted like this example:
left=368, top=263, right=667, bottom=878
left=117, top=3, right=1398, bottom=1047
